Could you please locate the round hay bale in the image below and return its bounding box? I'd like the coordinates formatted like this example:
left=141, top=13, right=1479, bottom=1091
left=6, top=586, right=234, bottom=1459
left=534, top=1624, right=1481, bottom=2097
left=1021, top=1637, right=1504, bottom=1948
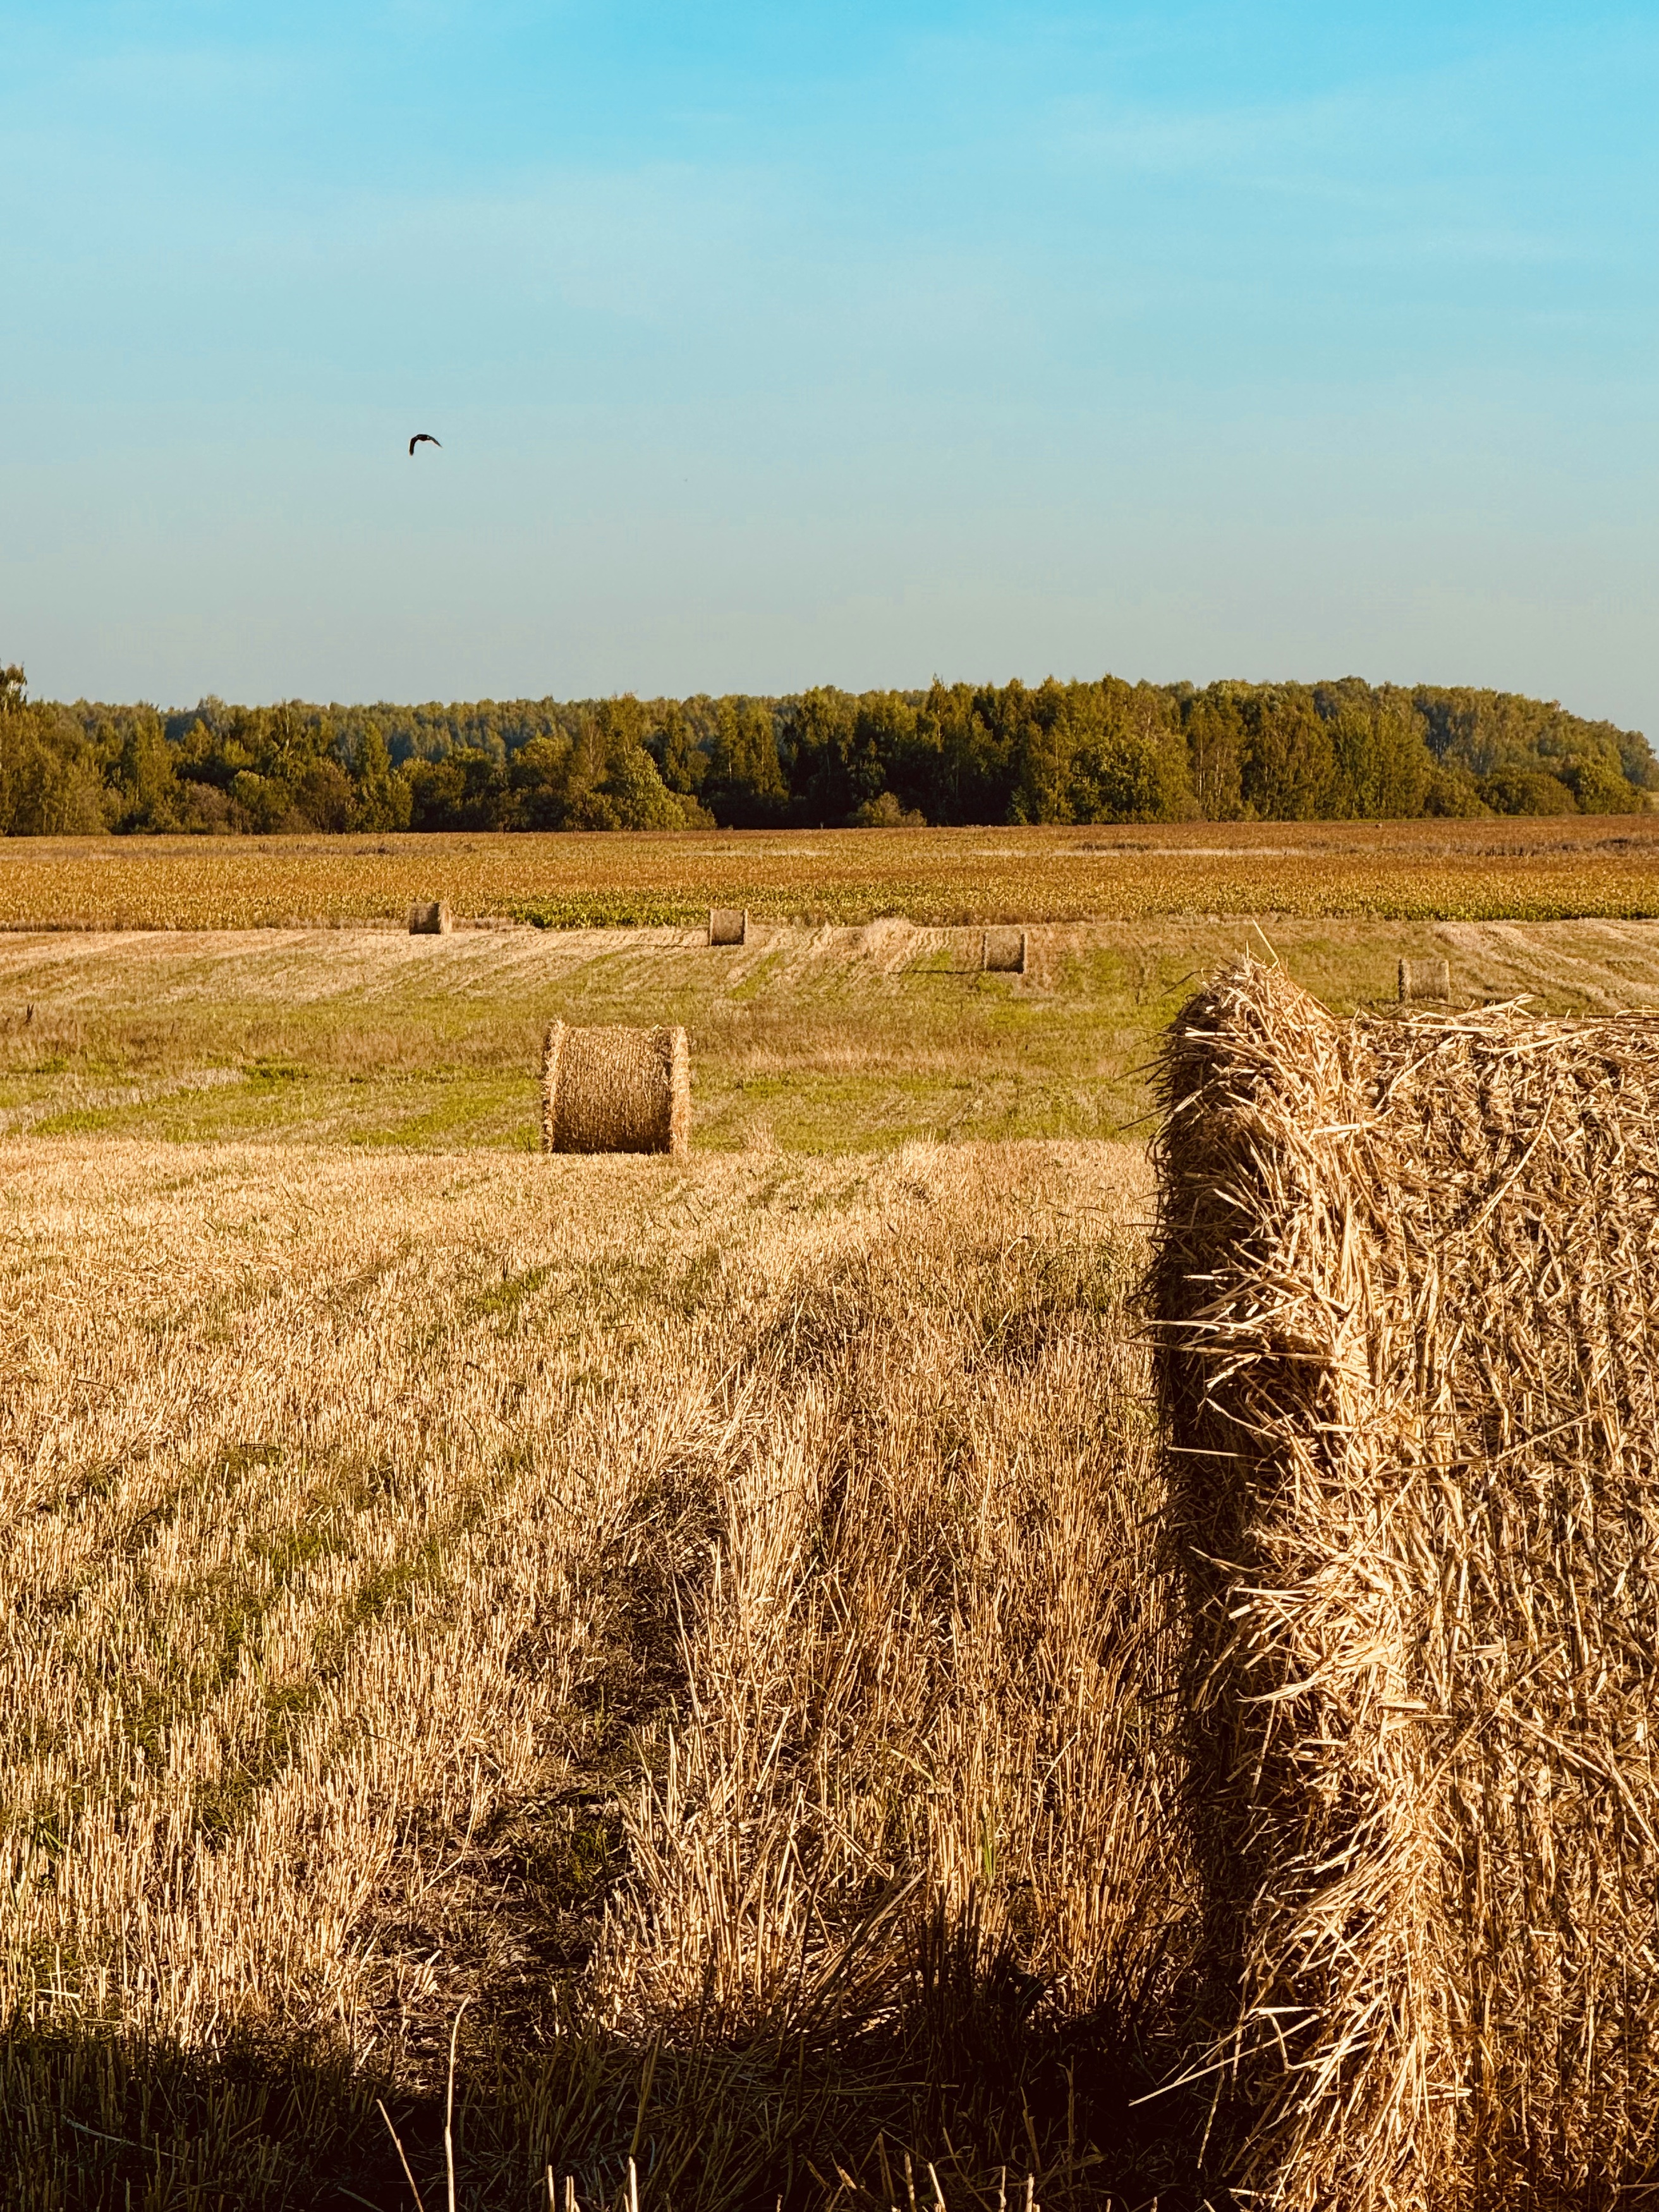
left=981, top=927, right=1026, bottom=975
left=708, top=908, right=748, bottom=946
left=410, top=900, right=451, bottom=935
left=541, top=1021, right=690, bottom=1156
left=1398, top=954, right=1450, bottom=1002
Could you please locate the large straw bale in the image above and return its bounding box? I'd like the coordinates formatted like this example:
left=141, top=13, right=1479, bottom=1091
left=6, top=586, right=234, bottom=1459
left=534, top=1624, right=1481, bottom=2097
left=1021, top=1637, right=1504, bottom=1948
left=982, top=927, right=1026, bottom=973
left=1153, top=956, right=1659, bottom=2211
left=409, top=899, right=451, bottom=935
left=707, top=906, right=748, bottom=945
left=541, top=1020, right=690, bottom=1155
left=1399, top=954, right=1451, bottom=1002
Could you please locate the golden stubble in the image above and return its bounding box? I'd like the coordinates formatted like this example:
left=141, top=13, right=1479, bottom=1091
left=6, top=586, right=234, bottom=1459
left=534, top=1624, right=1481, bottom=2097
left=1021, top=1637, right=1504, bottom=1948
left=0, top=1134, right=1189, bottom=2166
left=1156, top=959, right=1659, bottom=2211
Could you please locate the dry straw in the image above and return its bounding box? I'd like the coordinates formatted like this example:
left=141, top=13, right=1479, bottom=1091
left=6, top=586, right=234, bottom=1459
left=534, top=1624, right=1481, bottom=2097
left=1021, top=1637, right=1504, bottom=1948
left=1153, top=956, right=1659, bottom=2212
left=541, top=1020, right=690, bottom=1155
left=982, top=927, right=1026, bottom=974
left=707, top=907, right=748, bottom=946
left=1397, top=954, right=1450, bottom=1002
left=410, top=899, right=451, bottom=935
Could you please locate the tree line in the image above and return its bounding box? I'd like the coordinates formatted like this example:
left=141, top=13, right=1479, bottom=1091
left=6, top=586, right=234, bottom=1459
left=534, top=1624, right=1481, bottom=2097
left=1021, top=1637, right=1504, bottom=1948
left=0, top=662, right=1650, bottom=835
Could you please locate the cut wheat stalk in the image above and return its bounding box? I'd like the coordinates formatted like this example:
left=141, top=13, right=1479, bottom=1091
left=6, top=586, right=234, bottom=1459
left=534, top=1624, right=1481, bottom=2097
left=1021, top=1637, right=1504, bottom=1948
left=1153, top=954, right=1659, bottom=2210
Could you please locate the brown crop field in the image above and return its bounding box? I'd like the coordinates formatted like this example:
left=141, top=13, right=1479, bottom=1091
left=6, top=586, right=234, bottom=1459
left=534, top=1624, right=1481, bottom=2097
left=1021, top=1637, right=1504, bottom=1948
left=1, top=817, right=1658, bottom=931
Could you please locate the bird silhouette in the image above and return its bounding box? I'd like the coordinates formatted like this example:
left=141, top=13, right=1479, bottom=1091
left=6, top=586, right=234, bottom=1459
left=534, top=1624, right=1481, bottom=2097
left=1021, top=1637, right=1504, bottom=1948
left=408, top=433, right=441, bottom=455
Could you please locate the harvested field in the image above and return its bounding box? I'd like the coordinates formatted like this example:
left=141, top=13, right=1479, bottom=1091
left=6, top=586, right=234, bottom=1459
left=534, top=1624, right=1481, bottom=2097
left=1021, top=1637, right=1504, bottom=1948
left=3, top=916, right=1659, bottom=1156
left=12, top=851, right=1659, bottom=2208
left=3, top=819, right=1659, bottom=932
left=1155, top=959, right=1659, bottom=2209
left=0, top=1137, right=1196, bottom=2210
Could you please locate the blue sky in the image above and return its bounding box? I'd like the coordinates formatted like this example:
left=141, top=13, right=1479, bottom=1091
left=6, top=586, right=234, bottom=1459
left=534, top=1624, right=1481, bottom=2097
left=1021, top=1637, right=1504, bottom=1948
left=3, top=2, right=1655, bottom=729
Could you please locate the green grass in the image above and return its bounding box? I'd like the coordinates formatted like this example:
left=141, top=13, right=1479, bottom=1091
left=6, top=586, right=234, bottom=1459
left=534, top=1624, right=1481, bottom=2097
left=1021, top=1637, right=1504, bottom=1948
left=1, top=914, right=1657, bottom=1154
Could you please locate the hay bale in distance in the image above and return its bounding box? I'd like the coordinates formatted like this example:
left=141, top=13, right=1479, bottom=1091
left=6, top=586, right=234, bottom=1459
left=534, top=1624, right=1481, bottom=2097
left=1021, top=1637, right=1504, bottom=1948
left=409, top=900, right=451, bottom=935
left=1153, top=957, right=1659, bottom=2210
left=708, top=907, right=748, bottom=947
left=1397, top=952, right=1450, bottom=1001
left=981, top=927, right=1026, bottom=974
left=541, top=1021, right=690, bottom=1156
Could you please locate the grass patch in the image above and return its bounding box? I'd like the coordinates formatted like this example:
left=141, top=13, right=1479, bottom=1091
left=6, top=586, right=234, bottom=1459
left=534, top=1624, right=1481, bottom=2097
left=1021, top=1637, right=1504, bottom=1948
left=1, top=915, right=1658, bottom=1155
left=29, top=1106, right=121, bottom=1136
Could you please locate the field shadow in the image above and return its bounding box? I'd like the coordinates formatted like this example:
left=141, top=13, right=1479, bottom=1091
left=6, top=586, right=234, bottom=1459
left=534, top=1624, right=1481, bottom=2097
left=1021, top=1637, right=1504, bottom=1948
left=4, top=1914, right=1213, bottom=2212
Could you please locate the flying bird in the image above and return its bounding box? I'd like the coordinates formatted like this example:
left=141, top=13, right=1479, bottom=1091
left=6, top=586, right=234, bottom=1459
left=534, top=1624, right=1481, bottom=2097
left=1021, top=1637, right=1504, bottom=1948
left=408, top=433, right=442, bottom=455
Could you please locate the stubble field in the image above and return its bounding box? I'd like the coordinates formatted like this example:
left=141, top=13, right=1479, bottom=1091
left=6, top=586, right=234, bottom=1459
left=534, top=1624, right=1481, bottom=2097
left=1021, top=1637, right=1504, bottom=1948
left=8, top=827, right=1659, bottom=2208
left=4, top=911, right=1659, bottom=1158
left=3, top=1138, right=1194, bottom=2211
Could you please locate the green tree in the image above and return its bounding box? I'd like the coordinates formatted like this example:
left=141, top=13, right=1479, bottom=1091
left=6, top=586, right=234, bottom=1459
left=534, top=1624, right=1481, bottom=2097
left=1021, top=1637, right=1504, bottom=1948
left=290, top=758, right=356, bottom=832
left=564, top=700, right=685, bottom=830
left=1066, top=679, right=1190, bottom=823
left=906, top=681, right=1018, bottom=823
left=586, top=739, right=684, bottom=829
left=850, top=693, right=927, bottom=818
left=506, top=734, right=576, bottom=829
left=648, top=702, right=709, bottom=797
left=229, top=770, right=295, bottom=833
left=1323, top=686, right=1432, bottom=818
left=707, top=696, right=789, bottom=826
left=1007, top=680, right=1073, bottom=823
left=103, top=710, right=182, bottom=832
left=1562, top=758, right=1642, bottom=814
left=1181, top=690, right=1246, bottom=820
left=0, top=668, right=109, bottom=834
left=850, top=790, right=926, bottom=827
left=1414, top=685, right=1655, bottom=794
left=1480, top=767, right=1578, bottom=815
left=354, top=726, right=413, bottom=830
left=1423, top=762, right=1490, bottom=817
left=1239, top=686, right=1337, bottom=819
left=8, top=669, right=1655, bottom=834
left=405, top=750, right=507, bottom=830
left=6, top=738, right=109, bottom=834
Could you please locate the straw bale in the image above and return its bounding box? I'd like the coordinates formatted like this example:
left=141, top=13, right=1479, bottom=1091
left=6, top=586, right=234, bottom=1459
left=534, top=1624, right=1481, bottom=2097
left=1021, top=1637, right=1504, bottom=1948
left=409, top=900, right=451, bottom=935
left=1398, top=954, right=1450, bottom=1002
left=707, top=906, right=748, bottom=946
left=540, top=1020, right=690, bottom=1155
left=1153, top=956, right=1659, bottom=2211
left=981, top=927, right=1026, bottom=974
